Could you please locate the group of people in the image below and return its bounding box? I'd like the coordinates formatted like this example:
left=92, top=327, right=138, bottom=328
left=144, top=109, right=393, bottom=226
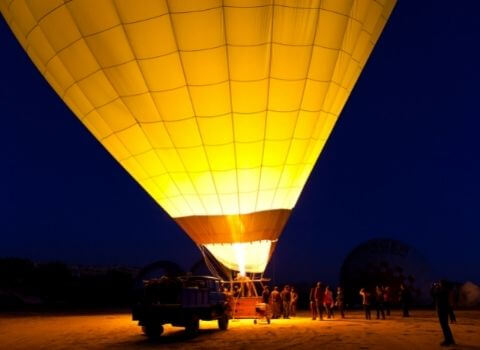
left=261, top=285, right=298, bottom=319
left=359, top=284, right=412, bottom=320
left=358, top=285, right=396, bottom=320
left=227, top=277, right=458, bottom=347
left=261, top=282, right=408, bottom=321
left=307, top=282, right=415, bottom=321
left=309, top=282, right=345, bottom=320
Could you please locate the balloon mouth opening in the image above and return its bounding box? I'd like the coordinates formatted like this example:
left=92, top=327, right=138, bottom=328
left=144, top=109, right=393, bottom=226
left=203, top=240, right=275, bottom=274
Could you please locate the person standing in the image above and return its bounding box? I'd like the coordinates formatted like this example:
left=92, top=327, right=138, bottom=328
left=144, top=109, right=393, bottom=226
left=335, top=286, right=346, bottom=319
left=271, top=286, right=281, bottom=319
left=314, top=282, right=325, bottom=320
left=375, top=286, right=386, bottom=320
left=262, top=285, right=270, bottom=304
left=448, top=285, right=457, bottom=324
left=281, top=285, right=291, bottom=319
left=290, top=287, right=299, bottom=317
left=233, top=284, right=240, bottom=298
left=431, top=281, right=456, bottom=346
left=234, top=273, right=246, bottom=297
left=310, top=284, right=317, bottom=320
left=223, top=285, right=234, bottom=315
left=323, top=286, right=335, bottom=319
left=383, top=285, right=392, bottom=316
left=399, top=284, right=411, bottom=317
left=360, top=288, right=372, bottom=320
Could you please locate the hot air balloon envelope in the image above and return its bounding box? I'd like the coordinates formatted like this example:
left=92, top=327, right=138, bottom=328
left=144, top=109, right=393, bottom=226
left=1, top=0, right=396, bottom=275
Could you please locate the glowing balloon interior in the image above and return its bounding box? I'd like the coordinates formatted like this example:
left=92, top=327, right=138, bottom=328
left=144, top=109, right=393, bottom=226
left=1, top=0, right=396, bottom=275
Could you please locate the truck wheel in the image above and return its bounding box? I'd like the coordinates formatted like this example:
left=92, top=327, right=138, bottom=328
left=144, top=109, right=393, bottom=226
left=185, top=315, right=199, bottom=336
left=218, top=314, right=229, bottom=330
left=142, top=323, right=164, bottom=339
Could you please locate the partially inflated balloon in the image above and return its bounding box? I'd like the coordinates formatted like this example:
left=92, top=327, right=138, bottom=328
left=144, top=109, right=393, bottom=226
left=1, top=0, right=396, bottom=274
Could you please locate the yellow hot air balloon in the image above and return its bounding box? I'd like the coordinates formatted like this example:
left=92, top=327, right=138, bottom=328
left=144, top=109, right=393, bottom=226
left=1, top=0, right=395, bottom=275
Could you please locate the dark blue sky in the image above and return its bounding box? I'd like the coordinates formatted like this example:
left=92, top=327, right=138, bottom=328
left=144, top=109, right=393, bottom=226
left=1, top=1, right=479, bottom=285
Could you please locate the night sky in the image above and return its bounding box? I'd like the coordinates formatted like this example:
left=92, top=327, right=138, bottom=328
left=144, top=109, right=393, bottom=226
left=1, top=1, right=479, bottom=285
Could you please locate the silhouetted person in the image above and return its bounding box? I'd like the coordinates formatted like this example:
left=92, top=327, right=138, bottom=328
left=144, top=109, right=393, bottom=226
left=360, top=288, right=371, bottom=320
left=335, top=286, right=345, bottom=318
left=234, top=273, right=246, bottom=296
left=281, top=285, right=291, bottom=319
left=383, top=285, right=392, bottom=316
left=431, top=281, right=455, bottom=346
left=290, top=287, right=298, bottom=317
left=233, top=285, right=240, bottom=298
left=314, top=282, right=325, bottom=320
left=375, top=286, right=385, bottom=320
left=262, top=285, right=270, bottom=304
left=235, top=273, right=255, bottom=297
left=324, top=286, right=334, bottom=319
left=309, top=284, right=317, bottom=320
left=271, top=286, right=281, bottom=319
left=448, top=285, right=457, bottom=324
left=399, top=284, right=411, bottom=317
left=223, top=286, right=234, bottom=314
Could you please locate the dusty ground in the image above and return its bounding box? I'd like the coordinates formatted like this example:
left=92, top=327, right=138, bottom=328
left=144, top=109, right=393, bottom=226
left=0, top=310, right=479, bottom=350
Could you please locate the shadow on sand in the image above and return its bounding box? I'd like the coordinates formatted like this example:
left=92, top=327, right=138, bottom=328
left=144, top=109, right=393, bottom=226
left=109, top=328, right=221, bottom=348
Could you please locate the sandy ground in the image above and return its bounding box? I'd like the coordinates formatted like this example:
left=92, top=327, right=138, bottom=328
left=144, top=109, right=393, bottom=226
left=0, top=310, right=479, bottom=350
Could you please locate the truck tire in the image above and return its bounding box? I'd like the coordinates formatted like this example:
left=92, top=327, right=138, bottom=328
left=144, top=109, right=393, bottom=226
left=218, top=314, right=229, bottom=330
left=142, top=323, right=164, bottom=339
left=185, top=314, right=199, bottom=336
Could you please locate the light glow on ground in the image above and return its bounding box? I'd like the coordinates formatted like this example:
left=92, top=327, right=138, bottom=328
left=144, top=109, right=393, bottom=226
left=1, top=311, right=479, bottom=349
